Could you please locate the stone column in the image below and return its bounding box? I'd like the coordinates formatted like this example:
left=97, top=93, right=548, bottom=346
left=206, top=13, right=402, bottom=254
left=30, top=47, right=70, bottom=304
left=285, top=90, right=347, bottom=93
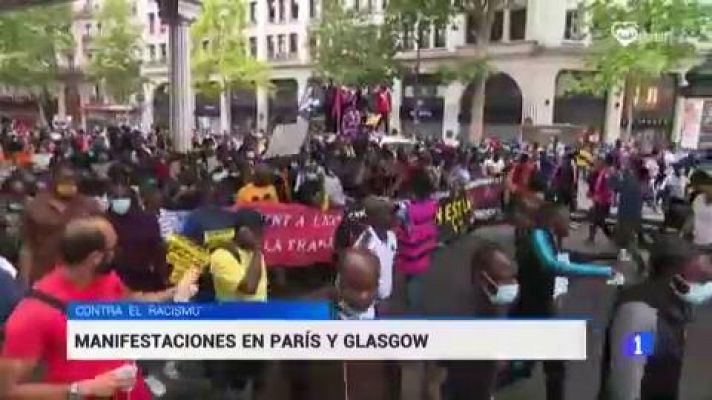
left=604, top=87, right=624, bottom=143
left=502, top=9, right=511, bottom=43
left=57, top=83, right=67, bottom=119
left=442, top=81, right=464, bottom=139
left=220, top=89, right=231, bottom=134
left=390, top=78, right=402, bottom=134
left=257, top=86, right=270, bottom=131
left=141, top=83, right=155, bottom=132
left=671, top=95, right=685, bottom=146
left=159, top=0, right=200, bottom=153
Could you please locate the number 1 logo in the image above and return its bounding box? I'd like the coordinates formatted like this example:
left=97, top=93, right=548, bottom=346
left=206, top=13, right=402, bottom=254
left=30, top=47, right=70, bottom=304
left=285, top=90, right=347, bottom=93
left=626, top=332, right=654, bottom=357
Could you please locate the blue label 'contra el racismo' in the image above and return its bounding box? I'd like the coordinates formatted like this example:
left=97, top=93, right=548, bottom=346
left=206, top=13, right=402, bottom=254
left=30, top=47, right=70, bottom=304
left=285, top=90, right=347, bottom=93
left=67, top=301, right=332, bottom=320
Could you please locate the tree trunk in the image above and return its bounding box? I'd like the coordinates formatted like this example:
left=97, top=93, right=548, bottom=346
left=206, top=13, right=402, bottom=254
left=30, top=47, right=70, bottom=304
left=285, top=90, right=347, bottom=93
left=36, top=90, right=50, bottom=128
left=467, top=5, right=496, bottom=145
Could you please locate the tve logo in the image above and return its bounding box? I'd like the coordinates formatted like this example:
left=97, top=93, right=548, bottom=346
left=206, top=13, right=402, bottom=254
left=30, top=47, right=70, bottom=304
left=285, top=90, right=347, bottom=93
left=625, top=332, right=654, bottom=357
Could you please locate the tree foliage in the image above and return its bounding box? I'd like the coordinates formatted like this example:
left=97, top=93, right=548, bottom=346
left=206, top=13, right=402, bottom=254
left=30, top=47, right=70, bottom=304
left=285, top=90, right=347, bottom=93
left=0, top=4, right=73, bottom=93
left=311, top=0, right=402, bottom=86
left=191, top=0, right=271, bottom=98
left=87, top=0, right=144, bottom=104
left=564, top=0, right=711, bottom=97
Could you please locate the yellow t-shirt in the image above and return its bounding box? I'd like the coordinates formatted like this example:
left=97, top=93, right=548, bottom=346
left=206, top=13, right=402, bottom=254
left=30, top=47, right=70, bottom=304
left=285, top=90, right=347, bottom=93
left=236, top=183, right=279, bottom=203
left=209, top=248, right=268, bottom=301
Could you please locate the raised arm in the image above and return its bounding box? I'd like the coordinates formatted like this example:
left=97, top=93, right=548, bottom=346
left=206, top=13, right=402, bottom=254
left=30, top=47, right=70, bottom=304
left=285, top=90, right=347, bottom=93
left=531, top=229, right=612, bottom=277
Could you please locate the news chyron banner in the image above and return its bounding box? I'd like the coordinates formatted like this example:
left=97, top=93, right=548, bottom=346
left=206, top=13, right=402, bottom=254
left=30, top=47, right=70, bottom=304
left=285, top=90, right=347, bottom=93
left=67, top=302, right=586, bottom=361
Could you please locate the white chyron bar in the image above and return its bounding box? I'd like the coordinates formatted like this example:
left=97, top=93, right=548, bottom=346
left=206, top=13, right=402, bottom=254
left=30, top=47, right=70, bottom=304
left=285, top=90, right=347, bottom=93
left=67, top=320, right=587, bottom=361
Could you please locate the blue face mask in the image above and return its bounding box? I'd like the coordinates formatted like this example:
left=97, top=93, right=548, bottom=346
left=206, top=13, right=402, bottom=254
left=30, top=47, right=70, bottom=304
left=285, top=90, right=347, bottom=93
left=110, top=198, right=132, bottom=215
left=675, top=280, right=712, bottom=305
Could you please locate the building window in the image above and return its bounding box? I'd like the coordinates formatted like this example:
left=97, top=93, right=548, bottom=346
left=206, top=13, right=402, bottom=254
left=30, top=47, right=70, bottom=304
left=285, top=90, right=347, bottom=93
left=418, top=23, right=430, bottom=49
left=309, top=36, right=317, bottom=51
left=509, top=8, right=526, bottom=40
left=465, top=14, right=476, bottom=44
left=148, top=45, right=155, bottom=60
left=85, top=23, right=92, bottom=35
left=268, top=0, right=276, bottom=22
left=289, top=33, right=298, bottom=54
left=267, top=35, right=275, bottom=58
left=249, top=37, right=258, bottom=57
left=291, top=0, right=299, bottom=20
left=97, top=22, right=102, bottom=35
left=249, top=2, right=257, bottom=24
left=148, top=13, right=155, bottom=34
left=160, top=43, right=167, bottom=60
left=309, top=0, right=317, bottom=18
left=202, top=39, right=210, bottom=51
left=402, top=22, right=414, bottom=50
left=490, top=10, right=503, bottom=42
left=278, top=0, right=286, bottom=22
left=277, top=34, right=286, bottom=56
left=433, top=24, right=446, bottom=48
left=564, top=9, right=584, bottom=40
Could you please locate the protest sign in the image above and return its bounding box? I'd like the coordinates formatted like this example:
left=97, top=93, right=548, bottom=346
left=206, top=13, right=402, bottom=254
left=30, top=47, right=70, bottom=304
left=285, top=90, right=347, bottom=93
left=436, top=193, right=474, bottom=243
left=464, top=178, right=503, bottom=221
left=241, top=202, right=344, bottom=267
left=263, top=118, right=309, bottom=158
left=167, top=234, right=210, bottom=284
left=165, top=179, right=503, bottom=270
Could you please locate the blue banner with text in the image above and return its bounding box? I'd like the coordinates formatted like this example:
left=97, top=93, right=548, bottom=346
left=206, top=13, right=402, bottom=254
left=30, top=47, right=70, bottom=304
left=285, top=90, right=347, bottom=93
left=68, top=301, right=332, bottom=321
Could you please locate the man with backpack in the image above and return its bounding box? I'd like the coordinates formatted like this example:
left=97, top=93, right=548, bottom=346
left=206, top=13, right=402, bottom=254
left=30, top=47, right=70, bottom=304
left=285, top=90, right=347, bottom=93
left=205, top=208, right=268, bottom=399
left=2, top=216, right=198, bottom=399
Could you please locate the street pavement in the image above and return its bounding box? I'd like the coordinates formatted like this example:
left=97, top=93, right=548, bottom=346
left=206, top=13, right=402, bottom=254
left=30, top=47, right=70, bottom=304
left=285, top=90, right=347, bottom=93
left=159, top=184, right=712, bottom=399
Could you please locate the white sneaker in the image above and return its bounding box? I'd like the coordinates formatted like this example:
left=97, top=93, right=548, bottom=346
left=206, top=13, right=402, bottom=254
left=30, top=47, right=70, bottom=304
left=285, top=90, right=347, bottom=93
left=163, top=361, right=180, bottom=380
left=144, top=375, right=167, bottom=397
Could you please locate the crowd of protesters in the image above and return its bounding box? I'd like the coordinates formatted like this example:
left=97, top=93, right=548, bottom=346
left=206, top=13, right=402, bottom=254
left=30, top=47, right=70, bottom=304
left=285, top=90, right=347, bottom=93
left=0, top=114, right=711, bottom=400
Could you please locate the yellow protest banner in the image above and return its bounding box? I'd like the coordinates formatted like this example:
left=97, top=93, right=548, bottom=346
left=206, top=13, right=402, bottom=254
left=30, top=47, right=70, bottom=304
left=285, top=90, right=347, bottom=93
left=167, top=234, right=210, bottom=284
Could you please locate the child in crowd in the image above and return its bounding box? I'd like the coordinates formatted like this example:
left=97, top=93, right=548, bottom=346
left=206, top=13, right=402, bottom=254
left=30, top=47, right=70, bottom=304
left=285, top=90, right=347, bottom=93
left=355, top=196, right=397, bottom=311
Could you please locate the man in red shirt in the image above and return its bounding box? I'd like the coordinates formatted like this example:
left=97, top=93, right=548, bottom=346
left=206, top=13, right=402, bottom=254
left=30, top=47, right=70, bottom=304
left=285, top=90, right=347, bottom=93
left=2, top=216, right=198, bottom=399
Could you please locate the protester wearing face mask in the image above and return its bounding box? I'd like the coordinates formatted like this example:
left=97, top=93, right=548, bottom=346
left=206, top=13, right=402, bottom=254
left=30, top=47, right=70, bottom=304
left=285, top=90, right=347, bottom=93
left=20, top=163, right=102, bottom=284
left=107, top=184, right=168, bottom=292
left=515, top=203, right=614, bottom=400
left=442, top=241, right=518, bottom=400
left=602, top=235, right=712, bottom=400
left=289, top=248, right=394, bottom=400
left=2, top=217, right=199, bottom=400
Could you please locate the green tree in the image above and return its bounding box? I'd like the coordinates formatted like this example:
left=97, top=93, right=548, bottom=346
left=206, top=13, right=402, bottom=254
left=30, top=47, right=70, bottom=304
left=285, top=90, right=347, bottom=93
left=387, top=0, right=507, bottom=143
left=386, top=0, right=452, bottom=128
left=311, top=0, right=402, bottom=86
left=564, top=0, right=711, bottom=140
left=0, top=4, right=74, bottom=125
left=87, top=0, right=144, bottom=105
left=191, top=0, right=271, bottom=124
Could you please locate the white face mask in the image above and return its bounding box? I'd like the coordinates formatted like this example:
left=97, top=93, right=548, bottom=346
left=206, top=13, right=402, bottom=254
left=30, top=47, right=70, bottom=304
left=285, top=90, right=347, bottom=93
left=110, top=198, right=132, bottom=215
left=675, top=280, right=712, bottom=305
left=487, top=283, right=520, bottom=305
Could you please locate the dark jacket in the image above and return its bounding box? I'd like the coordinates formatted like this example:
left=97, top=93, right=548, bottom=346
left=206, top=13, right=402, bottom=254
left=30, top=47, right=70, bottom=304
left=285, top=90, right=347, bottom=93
left=602, top=279, right=692, bottom=400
